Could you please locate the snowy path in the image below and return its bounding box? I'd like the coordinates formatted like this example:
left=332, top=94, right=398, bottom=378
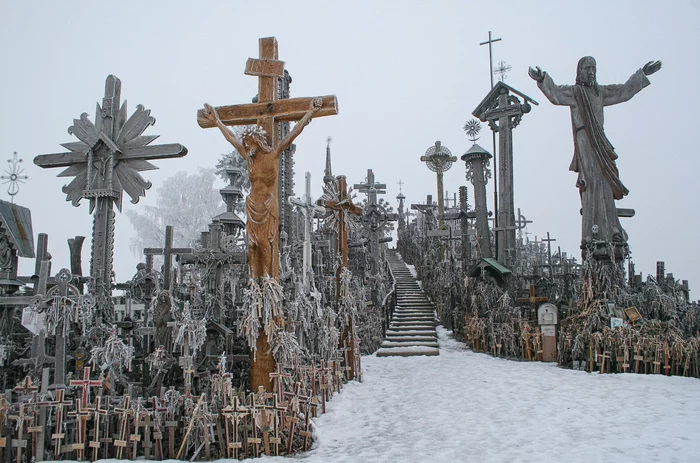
left=260, top=327, right=700, bottom=463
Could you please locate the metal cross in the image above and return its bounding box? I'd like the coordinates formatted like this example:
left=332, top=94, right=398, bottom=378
left=1, top=152, right=28, bottom=203
left=494, top=60, right=512, bottom=82
left=479, top=31, right=502, bottom=89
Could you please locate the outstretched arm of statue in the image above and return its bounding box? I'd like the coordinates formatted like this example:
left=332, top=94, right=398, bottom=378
left=202, top=103, right=248, bottom=161
left=531, top=68, right=574, bottom=106
left=643, top=60, right=662, bottom=76
left=277, top=98, right=323, bottom=156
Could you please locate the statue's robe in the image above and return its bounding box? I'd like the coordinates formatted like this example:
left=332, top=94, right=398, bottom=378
left=537, top=70, right=650, bottom=245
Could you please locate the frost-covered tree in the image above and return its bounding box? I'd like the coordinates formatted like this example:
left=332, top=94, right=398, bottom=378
left=126, top=168, right=224, bottom=255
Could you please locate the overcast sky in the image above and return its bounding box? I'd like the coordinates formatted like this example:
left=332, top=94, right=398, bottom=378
left=1, top=1, right=698, bottom=295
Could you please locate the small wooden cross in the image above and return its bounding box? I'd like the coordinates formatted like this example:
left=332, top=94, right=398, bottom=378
left=69, top=367, right=103, bottom=410
left=268, top=364, right=292, bottom=404
left=12, top=376, right=39, bottom=397
left=50, top=389, right=73, bottom=458
left=517, top=285, right=548, bottom=320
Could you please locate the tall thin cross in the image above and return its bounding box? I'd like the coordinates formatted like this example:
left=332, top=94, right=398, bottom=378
left=543, top=232, right=557, bottom=278
left=479, top=31, right=502, bottom=245
left=198, top=37, right=338, bottom=392
left=397, top=179, right=404, bottom=194
left=288, top=172, right=325, bottom=289
left=479, top=31, right=502, bottom=90
left=35, top=75, right=187, bottom=320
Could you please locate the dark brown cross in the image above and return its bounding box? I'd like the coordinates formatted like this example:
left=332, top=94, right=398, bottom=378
left=320, top=175, right=362, bottom=380
left=517, top=284, right=548, bottom=320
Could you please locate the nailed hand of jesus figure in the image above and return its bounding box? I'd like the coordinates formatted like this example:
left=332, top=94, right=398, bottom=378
left=201, top=103, right=223, bottom=125
left=642, top=60, right=662, bottom=76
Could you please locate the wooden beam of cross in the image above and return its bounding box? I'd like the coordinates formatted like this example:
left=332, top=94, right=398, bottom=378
left=34, top=75, right=187, bottom=319
left=198, top=36, right=338, bottom=392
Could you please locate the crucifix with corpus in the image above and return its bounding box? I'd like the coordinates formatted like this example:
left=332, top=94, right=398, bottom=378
left=198, top=37, right=338, bottom=391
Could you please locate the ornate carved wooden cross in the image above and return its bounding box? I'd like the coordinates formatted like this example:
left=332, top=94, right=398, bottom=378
left=198, top=37, right=338, bottom=391
left=34, top=75, right=187, bottom=321
left=354, top=169, right=397, bottom=274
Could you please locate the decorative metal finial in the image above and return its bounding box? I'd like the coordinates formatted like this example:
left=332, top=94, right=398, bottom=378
left=1, top=152, right=28, bottom=203
left=463, top=119, right=482, bottom=143
left=397, top=179, right=404, bottom=194
left=494, top=60, right=512, bottom=82
left=326, top=136, right=333, bottom=147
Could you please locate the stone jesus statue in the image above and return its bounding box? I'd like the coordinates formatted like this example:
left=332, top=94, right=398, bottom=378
left=529, top=57, right=661, bottom=258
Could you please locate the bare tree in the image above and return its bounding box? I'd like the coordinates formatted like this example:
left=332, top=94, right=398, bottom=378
left=126, top=168, right=224, bottom=256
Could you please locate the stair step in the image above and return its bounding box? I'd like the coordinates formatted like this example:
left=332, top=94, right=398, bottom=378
left=376, top=346, right=440, bottom=357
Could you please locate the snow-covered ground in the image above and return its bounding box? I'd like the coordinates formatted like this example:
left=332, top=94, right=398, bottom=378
left=259, top=326, right=700, bottom=463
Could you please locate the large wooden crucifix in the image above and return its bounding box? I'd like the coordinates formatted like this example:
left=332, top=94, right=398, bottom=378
left=198, top=37, right=338, bottom=391
left=34, top=75, right=188, bottom=320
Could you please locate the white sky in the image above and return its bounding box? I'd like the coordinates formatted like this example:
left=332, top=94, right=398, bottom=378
left=1, top=1, right=698, bottom=293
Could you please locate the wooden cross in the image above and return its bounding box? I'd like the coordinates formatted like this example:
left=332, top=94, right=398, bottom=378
left=8, top=404, right=29, bottom=463
left=89, top=395, right=108, bottom=461
left=49, top=389, right=73, bottom=458
left=198, top=36, right=337, bottom=393
left=12, top=376, right=39, bottom=397
left=517, top=285, right=548, bottom=320
left=221, top=396, right=248, bottom=459
left=113, top=395, right=132, bottom=460
left=150, top=396, right=167, bottom=461
left=34, top=75, right=187, bottom=314
left=143, top=225, right=192, bottom=291
left=69, top=367, right=102, bottom=410
left=320, top=175, right=363, bottom=379
left=268, top=364, right=292, bottom=404
left=66, top=398, right=92, bottom=460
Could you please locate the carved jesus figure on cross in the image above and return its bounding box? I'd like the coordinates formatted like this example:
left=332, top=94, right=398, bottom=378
left=201, top=98, right=322, bottom=278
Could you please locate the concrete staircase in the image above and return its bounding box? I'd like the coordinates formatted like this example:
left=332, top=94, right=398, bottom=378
left=376, top=253, right=439, bottom=357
